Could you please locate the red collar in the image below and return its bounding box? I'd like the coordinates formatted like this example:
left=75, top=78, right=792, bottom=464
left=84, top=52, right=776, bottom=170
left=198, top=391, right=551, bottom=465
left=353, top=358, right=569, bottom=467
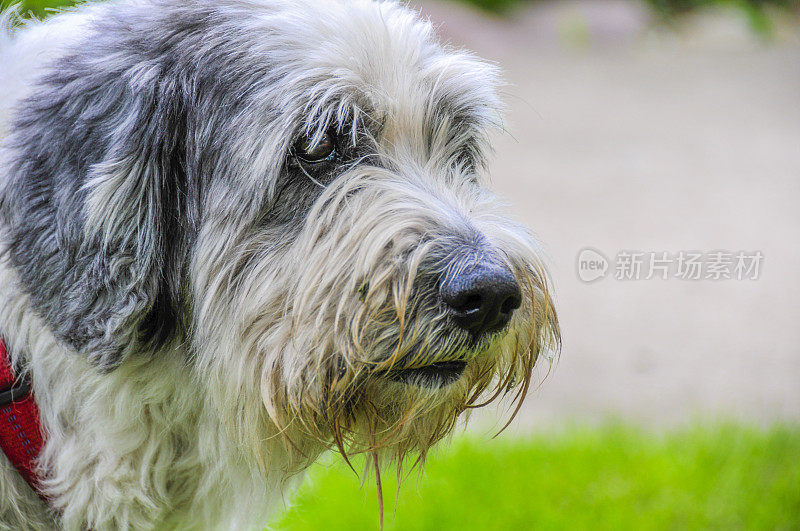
left=0, top=339, right=44, bottom=494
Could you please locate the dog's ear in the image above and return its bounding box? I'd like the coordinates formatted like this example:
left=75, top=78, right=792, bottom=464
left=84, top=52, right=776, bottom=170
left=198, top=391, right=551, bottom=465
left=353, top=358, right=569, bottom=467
left=1, top=51, right=190, bottom=370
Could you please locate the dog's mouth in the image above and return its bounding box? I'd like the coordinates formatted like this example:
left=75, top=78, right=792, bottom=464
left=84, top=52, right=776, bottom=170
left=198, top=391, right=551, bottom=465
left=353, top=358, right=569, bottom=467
left=386, top=360, right=468, bottom=388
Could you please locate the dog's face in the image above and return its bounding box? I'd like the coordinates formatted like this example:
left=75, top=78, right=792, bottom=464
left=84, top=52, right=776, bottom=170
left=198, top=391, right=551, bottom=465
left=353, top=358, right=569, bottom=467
left=2, top=0, right=558, bottom=468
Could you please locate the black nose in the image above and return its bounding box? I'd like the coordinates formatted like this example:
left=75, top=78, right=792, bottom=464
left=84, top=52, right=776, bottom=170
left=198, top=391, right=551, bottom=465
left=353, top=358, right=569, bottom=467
left=440, top=263, right=522, bottom=339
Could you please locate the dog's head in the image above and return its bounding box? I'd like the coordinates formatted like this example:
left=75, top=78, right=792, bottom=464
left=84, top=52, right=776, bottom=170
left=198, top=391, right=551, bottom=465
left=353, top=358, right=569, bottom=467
left=2, top=0, right=558, bottom=469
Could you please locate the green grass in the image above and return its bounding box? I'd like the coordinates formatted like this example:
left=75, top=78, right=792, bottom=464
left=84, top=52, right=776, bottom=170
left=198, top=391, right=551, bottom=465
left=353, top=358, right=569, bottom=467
left=274, top=423, right=800, bottom=530
left=1, top=0, right=75, bottom=18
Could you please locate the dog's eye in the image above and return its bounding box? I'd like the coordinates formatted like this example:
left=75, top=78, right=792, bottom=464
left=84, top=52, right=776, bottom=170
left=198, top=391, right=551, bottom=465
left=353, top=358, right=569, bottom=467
left=294, top=132, right=336, bottom=163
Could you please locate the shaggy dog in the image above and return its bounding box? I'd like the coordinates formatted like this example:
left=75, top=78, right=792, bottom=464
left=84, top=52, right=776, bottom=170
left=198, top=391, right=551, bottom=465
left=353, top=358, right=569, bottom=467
left=0, top=0, right=559, bottom=528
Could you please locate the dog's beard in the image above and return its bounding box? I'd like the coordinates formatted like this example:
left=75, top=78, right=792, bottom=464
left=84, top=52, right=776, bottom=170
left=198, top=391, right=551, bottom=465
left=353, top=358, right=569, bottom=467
left=326, top=273, right=554, bottom=458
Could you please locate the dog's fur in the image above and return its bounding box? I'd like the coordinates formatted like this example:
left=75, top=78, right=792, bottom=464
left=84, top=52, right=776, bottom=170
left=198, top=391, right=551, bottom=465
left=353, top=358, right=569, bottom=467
left=0, top=0, right=559, bottom=528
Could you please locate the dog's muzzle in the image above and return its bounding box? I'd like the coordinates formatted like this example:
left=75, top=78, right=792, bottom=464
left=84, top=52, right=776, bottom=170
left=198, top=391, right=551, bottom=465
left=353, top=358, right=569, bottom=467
left=383, top=256, right=521, bottom=388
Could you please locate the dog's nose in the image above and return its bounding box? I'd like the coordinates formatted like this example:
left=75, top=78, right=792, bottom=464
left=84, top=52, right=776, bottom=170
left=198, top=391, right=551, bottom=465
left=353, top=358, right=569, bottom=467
left=440, top=263, right=522, bottom=338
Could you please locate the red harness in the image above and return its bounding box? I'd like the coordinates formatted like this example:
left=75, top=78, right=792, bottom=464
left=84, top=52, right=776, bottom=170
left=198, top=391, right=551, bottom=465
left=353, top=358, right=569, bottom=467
left=0, top=339, right=44, bottom=493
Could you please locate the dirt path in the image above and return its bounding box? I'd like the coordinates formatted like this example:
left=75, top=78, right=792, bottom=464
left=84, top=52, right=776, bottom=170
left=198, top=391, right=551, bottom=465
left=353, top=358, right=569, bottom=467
left=416, top=0, right=800, bottom=429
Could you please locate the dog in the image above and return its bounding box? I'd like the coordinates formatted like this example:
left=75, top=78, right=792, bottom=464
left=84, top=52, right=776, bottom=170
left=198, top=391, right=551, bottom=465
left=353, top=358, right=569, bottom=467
left=0, top=0, right=559, bottom=528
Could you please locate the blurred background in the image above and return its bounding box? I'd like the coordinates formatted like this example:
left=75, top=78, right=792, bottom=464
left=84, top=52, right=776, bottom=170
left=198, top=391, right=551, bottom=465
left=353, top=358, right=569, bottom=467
left=3, top=0, right=799, bottom=528
left=419, top=0, right=800, bottom=431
